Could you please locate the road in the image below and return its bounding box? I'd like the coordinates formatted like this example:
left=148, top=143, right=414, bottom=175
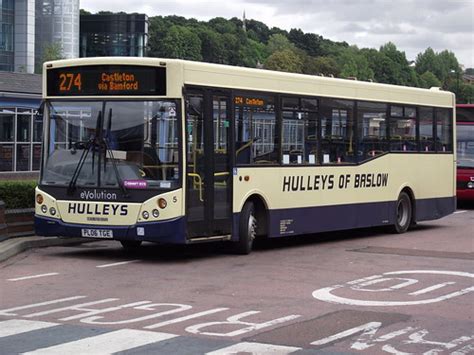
left=0, top=208, right=473, bottom=354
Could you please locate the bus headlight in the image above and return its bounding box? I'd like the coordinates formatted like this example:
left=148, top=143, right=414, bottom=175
left=468, top=182, right=473, bottom=189
left=158, top=198, right=167, bottom=209
left=41, top=205, right=48, bottom=213
left=152, top=209, right=160, bottom=218
left=36, top=194, right=44, bottom=204
left=142, top=211, right=149, bottom=220
left=49, top=207, right=57, bottom=216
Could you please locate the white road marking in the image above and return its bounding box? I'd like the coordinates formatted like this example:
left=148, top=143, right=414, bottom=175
left=96, top=260, right=140, bottom=268
left=206, top=342, right=301, bottom=354
left=22, top=328, right=177, bottom=355
left=144, top=308, right=229, bottom=329
left=0, top=296, right=87, bottom=316
left=409, top=282, right=456, bottom=296
left=7, top=273, right=59, bottom=281
left=24, top=298, right=119, bottom=318
left=0, top=319, right=59, bottom=338
left=454, top=210, right=467, bottom=214
left=313, top=270, right=474, bottom=306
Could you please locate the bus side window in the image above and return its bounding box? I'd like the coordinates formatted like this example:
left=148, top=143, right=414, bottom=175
left=234, top=95, right=277, bottom=165
left=281, top=96, right=318, bottom=165
left=436, top=108, right=452, bottom=152
left=320, top=98, right=355, bottom=164
left=389, top=105, right=417, bottom=152
left=419, top=107, right=434, bottom=152
left=357, top=101, right=387, bottom=161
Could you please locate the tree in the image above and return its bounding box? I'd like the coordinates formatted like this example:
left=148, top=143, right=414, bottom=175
left=264, top=49, right=303, bottom=73
left=437, top=50, right=461, bottom=83
left=419, top=71, right=442, bottom=88
left=240, top=39, right=267, bottom=68
left=415, top=48, right=439, bottom=76
left=245, top=19, right=271, bottom=43
left=159, top=25, right=202, bottom=61
left=338, top=47, right=374, bottom=81
left=288, top=29, right=323, bottom=57
left=266, top=33, right=295, bottom=54
left=197, top=28, right=226, bottom=63
left=302, top=55, right=339, bottom=76
left=36, top=42, right=63, bottom=73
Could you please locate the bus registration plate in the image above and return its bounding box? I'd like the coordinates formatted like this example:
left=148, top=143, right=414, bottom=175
left=81, top=229, right=113, bottom=239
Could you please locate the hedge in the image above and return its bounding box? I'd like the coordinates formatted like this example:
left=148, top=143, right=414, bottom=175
left=0, top=180, right=37, bottom=209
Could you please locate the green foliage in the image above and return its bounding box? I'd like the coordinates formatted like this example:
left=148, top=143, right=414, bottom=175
left=264, top=49, right=303, bottom=73
left=0, top=181, right=36, bottom=209
left=145, top=15, right=467, bottom=102
left=419, top=71, right=442, bottom=88
left=302, top=55, right=339, bottom=76
left=266, top=33, right=296, bottom=54
left=338, top=47, right=374, bottom=81
left=288, top=29, right=323, bottom=57
left=160, top=25, right=202, bottom=61
left=36, top=42, right=63, bottom=73
left=445, top=79, right=474, bottom=104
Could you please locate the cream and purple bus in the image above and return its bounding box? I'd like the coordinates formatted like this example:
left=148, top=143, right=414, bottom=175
left=35, top=57, right=456, bottom=254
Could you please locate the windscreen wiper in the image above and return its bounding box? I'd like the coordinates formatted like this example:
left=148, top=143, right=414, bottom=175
left=67, top=137, right=93, bottom=195
left=103, top=108, right=129, bottom=198
left=67, top=111, right=102, bottom=195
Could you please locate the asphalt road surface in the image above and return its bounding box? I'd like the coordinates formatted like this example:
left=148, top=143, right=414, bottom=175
left=1, top=207, right=473, bottom=354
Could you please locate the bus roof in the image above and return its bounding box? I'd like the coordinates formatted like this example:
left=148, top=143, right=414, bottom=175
left=44, top=57, right=455, bottom=107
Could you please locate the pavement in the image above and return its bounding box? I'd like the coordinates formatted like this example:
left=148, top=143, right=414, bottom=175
left=0, top=236, right=87, bottom=263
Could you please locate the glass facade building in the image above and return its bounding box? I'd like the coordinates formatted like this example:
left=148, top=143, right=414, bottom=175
left=0, top=0, right=15, bottom=71
left=35, top=0, right=79, bottom=70
left=80, top=14, right=148, bottom=57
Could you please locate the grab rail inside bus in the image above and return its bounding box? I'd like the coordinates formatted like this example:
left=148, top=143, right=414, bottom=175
left=187, top=173, right=203, bottom=202
left=187, top=171, right=230, bottom=202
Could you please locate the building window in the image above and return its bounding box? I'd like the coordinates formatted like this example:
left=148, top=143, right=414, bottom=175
left=0, top=113, right=14, bottom=141
left=17, top=115, right=31, bottom=142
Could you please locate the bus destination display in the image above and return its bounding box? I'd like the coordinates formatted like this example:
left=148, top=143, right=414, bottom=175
left=46, top=65, right=167, bottom=96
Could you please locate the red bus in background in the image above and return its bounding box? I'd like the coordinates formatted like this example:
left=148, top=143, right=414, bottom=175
left=456, top=104, right=474, bottom=201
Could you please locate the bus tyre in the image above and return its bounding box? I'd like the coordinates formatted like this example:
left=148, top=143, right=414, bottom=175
left=392, top=192, right=412, bottom=234
left=234, top=201, right=257, bottom=255
left=120, top=240, right=142, bottom=250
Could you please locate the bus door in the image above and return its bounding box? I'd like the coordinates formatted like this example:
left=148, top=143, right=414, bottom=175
left=185, top=90, right=233, bottom=239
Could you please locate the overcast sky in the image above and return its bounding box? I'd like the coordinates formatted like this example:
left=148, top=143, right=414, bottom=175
left=80, top=0, right=474, bottom=68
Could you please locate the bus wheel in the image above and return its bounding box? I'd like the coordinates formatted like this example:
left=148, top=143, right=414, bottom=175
left=392, top=192, right=412, bottom=233
left=234, top=201, right=257, bottom=255
left=120, top=240, right=142, bottom=250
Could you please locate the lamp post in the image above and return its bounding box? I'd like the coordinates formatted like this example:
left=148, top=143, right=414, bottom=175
left=450, top=69, right=460, bottom=99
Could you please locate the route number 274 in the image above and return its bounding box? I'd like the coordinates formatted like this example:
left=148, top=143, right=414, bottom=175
left=59, top=73, right=82, bottom=92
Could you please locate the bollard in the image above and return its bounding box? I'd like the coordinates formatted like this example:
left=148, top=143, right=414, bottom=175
left=0, top=201, right=8, bottom=241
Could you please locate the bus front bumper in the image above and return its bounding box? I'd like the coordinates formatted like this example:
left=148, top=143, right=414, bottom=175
left=34, top=215, right=187, bottom=244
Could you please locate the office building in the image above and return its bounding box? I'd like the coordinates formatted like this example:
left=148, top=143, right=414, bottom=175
left=0, top=0, right=79, bottom=74
left=80, top=13, right=148, bottom=57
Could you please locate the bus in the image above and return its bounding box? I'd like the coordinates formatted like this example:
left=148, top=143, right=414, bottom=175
left=35, top=57, right=456, bottom=254
left=456, top=104, right=474, bottom=201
